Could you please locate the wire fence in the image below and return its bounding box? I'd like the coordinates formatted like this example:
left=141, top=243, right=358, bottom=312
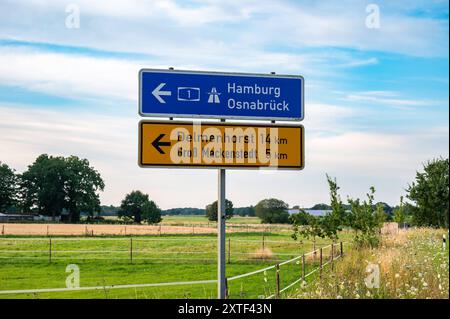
left=0, top=240, right=346, bottom=298
left=0, top=222, right=291, bottom=237
left=0, top=236, right=320, bottom=264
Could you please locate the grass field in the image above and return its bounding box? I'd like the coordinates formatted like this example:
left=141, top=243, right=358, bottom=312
left=0, top=228, right=348, bottom=299
left=160, top=215, right=263, bottom=225
left=2, top=218, right=445, bottom=299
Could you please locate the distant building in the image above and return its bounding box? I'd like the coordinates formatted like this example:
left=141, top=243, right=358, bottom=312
left=287, top=208, right=331, bottom=216
left=0, top=213, right=34, bottom=222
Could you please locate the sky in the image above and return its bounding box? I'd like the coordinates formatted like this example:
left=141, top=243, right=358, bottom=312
left=0, top=0, right=448, bottom=209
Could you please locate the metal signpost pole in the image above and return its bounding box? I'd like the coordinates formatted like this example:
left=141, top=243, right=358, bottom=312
left=218, top=116, right=226, bottom=299
left=218, top=168, right=226, bottom=299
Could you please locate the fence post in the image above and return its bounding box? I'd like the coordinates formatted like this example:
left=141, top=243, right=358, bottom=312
left=302, top=254, right=305, bottom=281
left=331, top=244, right=334, bottom=271
left=340, top=241, right=344, bottom=257
left=49, top=238, right=52, bottom=263
left=130, top=237, right=133, bottom=264
left=159, top=224, right=162, bottom=236
left=276, top=264, right=280, bottom=299
left=225, top=277, right=229, bottom=299
left=262, top=233, right=265, bottom=250
left=313, top=239, right=316, bottom=261
left=1, top=224, right=4, bottom=235
left=228, top=238, right=231, bottom=264
left=46, top=225, right=49, bottom=237
left=319, top=248, right=323, bottom=279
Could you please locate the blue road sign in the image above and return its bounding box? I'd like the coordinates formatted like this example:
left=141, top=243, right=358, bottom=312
left=139, top=69, right=304, bottom=121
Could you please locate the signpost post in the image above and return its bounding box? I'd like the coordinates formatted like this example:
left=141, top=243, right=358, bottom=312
left=138, top=68, right=304, bottom=299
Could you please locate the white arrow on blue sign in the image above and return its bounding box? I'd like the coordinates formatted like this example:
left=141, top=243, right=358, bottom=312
left=139, top=69, right=304, bottom=121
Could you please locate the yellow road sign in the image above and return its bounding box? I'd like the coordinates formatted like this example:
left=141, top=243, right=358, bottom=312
left=139, top=121, right=304, bottom=169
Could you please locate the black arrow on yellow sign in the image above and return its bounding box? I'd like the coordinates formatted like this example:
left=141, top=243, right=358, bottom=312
left=151, top=134, right=171, bottom=154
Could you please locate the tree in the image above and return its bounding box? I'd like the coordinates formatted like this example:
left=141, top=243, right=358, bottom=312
left=20, top=155, right=67, bottom=219
left=205, top=199, right=234, bottom=221
left=324, top=175, right=346, bottom=241
left=142, top=200, right=162, bottom=224
left=255, top=198, right=290, bottom=224
left=119, top=191, right=160, bottom=224
left=393, top=196, right=406, bottom=225
left=64, top=156, right=104, bottom=222
left=291, top=211, right=324, bottom=249
left=347, top=186, right=384, bottom=248
left=0, top=162, right=17, bottom=213
left=407, top=158, right=449, bottom=228
left=310, top=203, right=331, bottom=210
left=289, top=209, right=310, bottom=226
left=20, top=154, right=104, bottom=222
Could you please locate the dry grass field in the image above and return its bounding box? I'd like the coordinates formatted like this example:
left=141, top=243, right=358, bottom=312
left=0, top=223, right=216, bottom=236
left=0, top=222, right=290, bottom=236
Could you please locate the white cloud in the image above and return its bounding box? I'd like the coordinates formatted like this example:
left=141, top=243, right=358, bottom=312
left=1, top=104, right=447, bottom=208
left=0, top=0, right=448, bottom=58
left=0, top=47, right=142, bottom=101
left=0, top=46, right=361, bottom=102
left=341, top=90, right=446, bottom=108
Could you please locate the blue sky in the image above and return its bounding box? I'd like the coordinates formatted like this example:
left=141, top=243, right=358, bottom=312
left=0, top=0, right=448, bottom=209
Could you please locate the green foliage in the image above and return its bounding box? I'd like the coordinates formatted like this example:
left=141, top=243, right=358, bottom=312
left=255, top=198, right=290, bottom=224
left=393, top=196, right=406, bottom=224
left=291, top=210, right=324, bottom=242
left=309, top=203, right=332, bottom=210
left=0, top=162, right=17, bottom=212
left=324, top=174, right=346, bottom=240
left=205, top=199, right=234, bottom=221
left=64, top=156, right=105, bottom=222
left=291, top=176, right=347, bottom=243
left=292, top=175, right=385, bottom=248
left=119, top=190, right=160, bottom=224
left=19, top=154, right=104, bottom=222
left=20, top=155, right=66, bottom=218
left=234, top=206, right=256, bottom=217
left=289, top=209, right=310, bottom=226
left=100, top=205, right=121, bottom=216
left=347, top=187, right=383, bottom=248
left=142, top=200, right=162, bottom=224
left=407, top=157, right=449, bottom=228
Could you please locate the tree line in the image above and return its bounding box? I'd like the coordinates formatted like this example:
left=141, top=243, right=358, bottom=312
left=1, top=155, right=448, bottom=228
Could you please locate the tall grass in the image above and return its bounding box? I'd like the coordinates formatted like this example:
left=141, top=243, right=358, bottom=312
left=290, top=228, right=449, bottom=299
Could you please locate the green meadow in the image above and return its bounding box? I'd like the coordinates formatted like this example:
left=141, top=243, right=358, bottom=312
left=0, top=229, right=350, bottom=299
